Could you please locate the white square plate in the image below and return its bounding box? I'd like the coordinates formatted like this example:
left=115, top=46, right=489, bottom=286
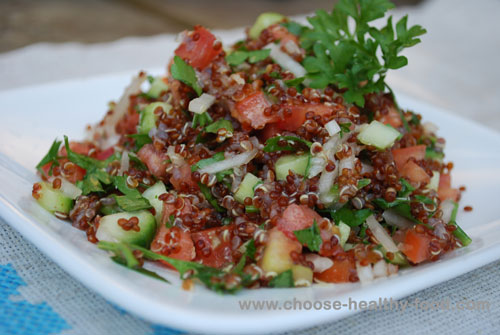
left=1, top=72, right=500, bottom=334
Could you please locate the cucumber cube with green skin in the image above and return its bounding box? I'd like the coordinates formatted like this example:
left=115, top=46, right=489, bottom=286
left=147, top=77, right=169, bottom=98
left=291, top=265, right=313, bottom=286
left=96, top=210, right=156, bottom=248
left=142, top=181, right=167, bottom=223
left=275, top=154, right=310, bottom=181
left=137, top=102, right=171, bottom=135
left=34, top=181, right=73, bottom=214
left=357, top=120, right=401, bottom=150
left=249, top=12, right=286, bottom=39
left=234, top=173, right=262, bottom=203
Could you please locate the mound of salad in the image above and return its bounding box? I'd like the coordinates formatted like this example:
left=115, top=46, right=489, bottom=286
left=32, top=0, right=470, bottom=293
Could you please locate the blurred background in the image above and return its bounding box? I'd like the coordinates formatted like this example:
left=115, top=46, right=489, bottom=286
left=0, top=0, right=422, bottom=52
left=0, top=0, right=499, bottom=130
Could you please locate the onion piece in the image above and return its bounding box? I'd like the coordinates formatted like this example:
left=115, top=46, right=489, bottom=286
left=188, top=93, right=216, bottom=114
left=372, top=260, right=388, bottom=278
left=365, top=215, right=399, bottom=253
left=166, top=146, right=185, bottom=166
left=382, top=209, right=414, bottom=229
left=339, top=155, right=354, bottom=172
left=266, top=43, right=306, bottom=78
left=356, top=262, right=374, bottom=284
left=117, top=150, right=129, bottom=176
left=325, top=120, right=340, bottom=136
left=307, top=156, right=326, bottom=178
left=304, top=254, right=334, bottom=273
left=441, top=199, right=455, bottom=223
left=198, top=149, right=258, bottom=175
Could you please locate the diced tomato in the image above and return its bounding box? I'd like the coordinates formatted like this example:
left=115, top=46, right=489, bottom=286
left=41, top=141, right=92, bottom=183
left=160, top=195, right=193, bottom=225
left=137, top=144, right=169, bottom=179
left=277, top=204, right=323, bottom=240
left=268, top=24, right=300, bottom=53
left=315, top=258, right=354, bottom=283
left=274, top=103, right=334, bottom=132
left=169, top=164, right=198, bottom=192
left=392, top=145, right=427, bottom=170
left=116, top=111, right=140, bottom=135
left=438, top=174, right=459, bottom=202
left=174, top=26, right=222, bottom=70
left=233, top=91, right=276, bottom=130
left=379, top=106, right=402, bottom=128
left=151, top=225, right=195, bottom=267
left=401, top=228, right=432, bottom=264
left=95, top=147, right=114, bottom=161
left=259, top=123, right=281, bottom=142
left=191, top=225, right=238, bottom=268
left=399, top=161, right=430, bottom=184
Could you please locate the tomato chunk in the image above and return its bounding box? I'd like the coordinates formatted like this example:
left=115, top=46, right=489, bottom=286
left=169, top=164, right=198, bottom=192
left=277, top=204, right=323, bottom=240
left=315, top=258, right=354, bottom=283
left=438, top=173, right=459, bottom=201
left=95, top=147, right=115, bottom=161
left=174, top=26, right=222, bottom=70
left=137, top=144, right=169, bottom=179
left=392, top=145, right=427, bottom=170
left=401, top=228, right=431, bottom=264
left=379, top=106, right=402, bottom=128
left=274, top=103, right=334, bottom=132
left=151, top=225, right=195, bottom=266
left=41, top=141, right=92, bottom=183
left=192, top=225, right=238, bottom=268
left=233, top=91, right=276, bottom=130
left=399, top=160, right=430, bottom=184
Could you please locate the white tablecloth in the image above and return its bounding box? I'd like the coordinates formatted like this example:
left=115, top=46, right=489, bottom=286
left=0, top=0, right=499, bottom=334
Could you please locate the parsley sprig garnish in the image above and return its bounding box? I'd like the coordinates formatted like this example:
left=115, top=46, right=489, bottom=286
left=298, top=0, right=426, bottom=106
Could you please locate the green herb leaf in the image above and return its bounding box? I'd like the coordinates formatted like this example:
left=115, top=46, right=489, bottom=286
left=281, top=21, right=306, bottom=36
left=127, top=133, right=152, bottom=151
left=339, top=122, right=351, bottom=138
left=64, top=136, right=105, bottom=170
left=112, top=176, right=151, bottom=211
left=398, top=178, right=415, bottom=197
left=171, top=55, right=202, bottom=96
left=414, top=194, right=435, bottom=206
left=36, top=139, right=62, bottom=176
left=226, top=49, right=271, bottom=66
left=284, top=77, right=305, bottom=89
left=263, top=135, right=312, bottom=152
left=191, top=152, right=225, bottom=172
left=357, top=178, right=371, bottom=189
left=331, top=206, right=373, bottom=227
left=269, top=270, right=294, bottom=288
left=198, top=182, right=225, bottom=212
left=293, top=220, right=322, bottom=252
left=192, top=112, right=213, bottom=128
left=205, top=119, right=234, bottom=134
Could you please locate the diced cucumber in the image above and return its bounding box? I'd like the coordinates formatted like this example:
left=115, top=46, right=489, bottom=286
left=275, top=154, right=310, bottom=181
left=147, top=77, right=169, bottom=98
left=379, top=246, right=409, bottom=266
left=137, top=102, right=171, bottom=135
left=426, top=171, right=440, bottom=191
left=142, top=181, right=167, bottom=223
left=291, top=265, right=313, bottom=287
left=33, top=182, right=73, bottom=214
left=357, top=120, right=401, bottom=150
left=234, top=173, right=262, bottom=203
left=261, top=228, right=297, bottom=274
left=100, top=204, right=121, bottom=215
left=338, top=221, right=351, bottom=248
left=249, top=12, right=286, bottom=39
left=96, top=210, right=156, bottom=248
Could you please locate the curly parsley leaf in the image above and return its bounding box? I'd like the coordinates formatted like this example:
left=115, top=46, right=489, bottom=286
left=171, top=55, right=202, bottom=96
left=299, top=0, right=426, bottom=106
left=263, top=135, right=312, bottom=153
left=269, top=269, right=294, bottom=288
left=293, top=220, right=322, bottom=252
left=226, top=49, right=271, bottom=66
left=36, top=139, right=62, bottom=176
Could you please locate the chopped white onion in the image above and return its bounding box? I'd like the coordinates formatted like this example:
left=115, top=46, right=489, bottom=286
left=365, top=215, right=399, bottom=253
left=166, top=146, right=186, bottom=166
left=117, top=150, right=129, bottom=176
left=356, top=263, right=374, bottom=284
left=198, top=149, right=258, bottom=175
left=188, top=93, right=216, bottom=114
left=304, top=254, right=334, bottom=273
left=325, top=120, right=341, bottom=136
left=372, top=260, right=388, bottom=278
left=266, top=43, right=306, bottom=78
left=307, top=156, right=327, bottom=178
left=361, top=162, right=374, bottom=174
left=422, top=121, right=439, bottom=135
left=387, top=263, right=398, bottom=275
left=339, top=155, right=355, bottom=171
left=382, top=209, right=414, bottom=229
left=441, top=199, right=455, bottom=223
left=318, top=169, right=338, bottom=204
left=284, top=40, right=301, bottom=55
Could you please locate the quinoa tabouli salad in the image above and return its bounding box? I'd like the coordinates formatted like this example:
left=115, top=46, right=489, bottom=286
left=32, top=0, right=471, bottom=293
